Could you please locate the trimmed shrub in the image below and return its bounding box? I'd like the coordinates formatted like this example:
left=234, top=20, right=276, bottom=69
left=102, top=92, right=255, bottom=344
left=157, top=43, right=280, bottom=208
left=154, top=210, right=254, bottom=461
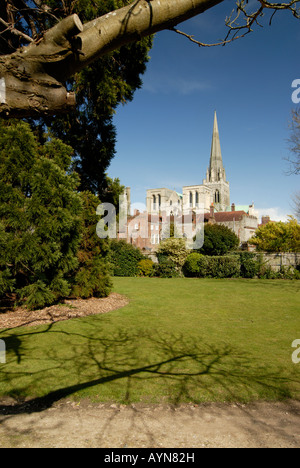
left=183, top=252, right=203, bottom=277
left=205, top=256, right=240, bottom=278
left=239, top=252, right=260, bottom=278
left=183, top=254, right=240, bottom=278
left=138, top=258, right=155, bottom=277
left=198, top=255, right=209, bottom=277
left=152, top=259, right=181, bottom=278
left=109, top=240, right=144, bottom=277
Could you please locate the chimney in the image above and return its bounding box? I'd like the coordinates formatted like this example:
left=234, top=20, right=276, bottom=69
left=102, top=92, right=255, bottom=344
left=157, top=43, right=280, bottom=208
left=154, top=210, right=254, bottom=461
left=208, top=204, right=216, bottom=224
left=261, top=215, right=270, bottom=225
left=134, top=209, right=140, bottom=217
left=231, top=203, right=235, bottom=212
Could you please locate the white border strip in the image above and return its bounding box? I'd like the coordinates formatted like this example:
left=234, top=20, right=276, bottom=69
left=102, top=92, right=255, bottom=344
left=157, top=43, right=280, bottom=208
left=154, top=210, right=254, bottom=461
left=0, top=78, right=6, bottom=104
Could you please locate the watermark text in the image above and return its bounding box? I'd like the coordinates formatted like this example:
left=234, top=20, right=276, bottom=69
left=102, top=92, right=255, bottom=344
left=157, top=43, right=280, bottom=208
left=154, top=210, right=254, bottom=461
left=292, top=339, right=300, bottom=364
left=0, top=339, right=6, bottom=364
left=292, top=79, right=300, bottom=104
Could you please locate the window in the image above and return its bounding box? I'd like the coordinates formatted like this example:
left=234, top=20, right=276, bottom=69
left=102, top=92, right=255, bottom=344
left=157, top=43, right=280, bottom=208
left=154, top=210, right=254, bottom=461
left=151, top=234, right=160, bottom=245
left=215, top=190, right=220, bottom=204
left=153, top=195, right=156, bottom=211
left=195, top=192, right=199, bottom=206
left=189, top=192, right=193, bottom=207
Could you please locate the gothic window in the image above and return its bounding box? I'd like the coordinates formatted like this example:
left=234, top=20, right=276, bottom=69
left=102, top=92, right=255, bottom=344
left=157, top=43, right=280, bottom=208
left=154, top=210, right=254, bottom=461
left=158, top=194, right=161, bottom=208
left=195, top=192, right=199, bottom=206
left=153, top=195, right=156, bottom=211
left=189, top=191, right=193, bottom=207
left=215, top=190, right=220, bottom=204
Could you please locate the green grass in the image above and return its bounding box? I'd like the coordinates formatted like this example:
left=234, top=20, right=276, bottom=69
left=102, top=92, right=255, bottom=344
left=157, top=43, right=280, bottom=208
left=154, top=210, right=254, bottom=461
left=0, top=277, right=299, bottom=406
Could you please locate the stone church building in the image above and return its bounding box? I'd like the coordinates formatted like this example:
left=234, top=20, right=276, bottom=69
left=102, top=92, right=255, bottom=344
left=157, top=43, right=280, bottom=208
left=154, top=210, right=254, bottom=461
left=146, top=111, right=231, bottom=215
left=121, top=112, right=258, bottom=250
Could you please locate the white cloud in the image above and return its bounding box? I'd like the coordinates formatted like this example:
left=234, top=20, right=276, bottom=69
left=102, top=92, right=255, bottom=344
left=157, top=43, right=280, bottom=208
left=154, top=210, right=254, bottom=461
left=256, top=207, right=291, bottom=223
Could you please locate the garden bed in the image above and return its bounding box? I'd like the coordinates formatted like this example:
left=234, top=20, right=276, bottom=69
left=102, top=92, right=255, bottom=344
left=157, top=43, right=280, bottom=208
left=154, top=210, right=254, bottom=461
left=0, top=293, right=129, bottom=330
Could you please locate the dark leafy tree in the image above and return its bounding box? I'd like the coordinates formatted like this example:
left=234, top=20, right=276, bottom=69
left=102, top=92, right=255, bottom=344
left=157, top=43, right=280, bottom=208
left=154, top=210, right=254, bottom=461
left=72, top=191, right=112, bottom=298
left=199, top=223, right=239, bottom=256
left=109, top=239, right=144, bottom=276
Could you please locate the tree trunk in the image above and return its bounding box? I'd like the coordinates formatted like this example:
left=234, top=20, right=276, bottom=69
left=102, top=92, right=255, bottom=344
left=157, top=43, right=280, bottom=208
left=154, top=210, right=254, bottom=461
left=0, top=0, right=223, bottom=118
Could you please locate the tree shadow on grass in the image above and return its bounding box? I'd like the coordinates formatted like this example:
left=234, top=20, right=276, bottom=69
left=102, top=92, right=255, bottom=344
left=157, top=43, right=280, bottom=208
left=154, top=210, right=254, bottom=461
left=0, top=321, right=298, bottom=416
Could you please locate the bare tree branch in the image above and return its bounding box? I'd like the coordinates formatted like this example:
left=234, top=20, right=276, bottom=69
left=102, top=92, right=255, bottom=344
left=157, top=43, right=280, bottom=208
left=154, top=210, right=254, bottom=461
left=0, top=16, right=34, bottom=43
left=170, top=0, right=300, bottom=48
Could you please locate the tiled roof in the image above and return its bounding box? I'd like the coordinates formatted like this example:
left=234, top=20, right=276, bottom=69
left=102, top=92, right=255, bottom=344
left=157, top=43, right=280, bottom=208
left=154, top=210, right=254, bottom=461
left=204, top=210, right=247, bottom=222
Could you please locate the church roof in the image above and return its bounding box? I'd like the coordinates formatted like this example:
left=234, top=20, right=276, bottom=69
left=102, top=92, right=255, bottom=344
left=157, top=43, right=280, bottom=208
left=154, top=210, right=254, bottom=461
left=204, top=210, right=248, bottom=222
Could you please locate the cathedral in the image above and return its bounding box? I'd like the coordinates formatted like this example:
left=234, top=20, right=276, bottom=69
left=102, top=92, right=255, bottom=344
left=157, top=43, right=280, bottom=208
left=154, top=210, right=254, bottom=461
left=122, top=112, right=259, bottom=250
left=146, top=111, right=231, bottom=215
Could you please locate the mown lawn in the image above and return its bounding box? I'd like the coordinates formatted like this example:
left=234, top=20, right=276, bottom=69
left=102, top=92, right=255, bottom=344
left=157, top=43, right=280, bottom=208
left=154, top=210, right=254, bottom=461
left=0, top=277, right=299, bottom=405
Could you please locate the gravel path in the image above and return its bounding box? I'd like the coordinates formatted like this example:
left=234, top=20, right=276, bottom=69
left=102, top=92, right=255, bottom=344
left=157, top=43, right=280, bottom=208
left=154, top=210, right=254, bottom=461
left=0, top=399, right=299, bottom=448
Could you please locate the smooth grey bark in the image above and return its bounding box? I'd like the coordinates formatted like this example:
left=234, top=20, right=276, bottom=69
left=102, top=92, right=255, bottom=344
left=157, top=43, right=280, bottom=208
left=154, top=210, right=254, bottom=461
left=0, top=0, right=223, bottom=118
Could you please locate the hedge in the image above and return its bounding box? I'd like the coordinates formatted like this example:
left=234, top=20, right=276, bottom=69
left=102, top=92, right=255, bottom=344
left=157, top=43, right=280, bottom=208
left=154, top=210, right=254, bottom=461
left=183, top=252, right=300, bottom=279
left=109, top=240, right=144, bottom=277
left=183, top=253, right=240, bottom=278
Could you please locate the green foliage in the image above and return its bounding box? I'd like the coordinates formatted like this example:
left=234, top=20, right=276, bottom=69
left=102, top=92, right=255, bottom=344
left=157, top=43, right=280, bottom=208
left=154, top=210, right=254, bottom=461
left=239, top=252, right=261, bottom=279
left=156, top=238, right=188, bottom=271
left=109, top=240, right=144, bottom=277
left=277, top=266, right=300, bottom=280
left=0, top=269, right=15, bottom=296
left=138, top=259, right=155, bottom=277
left=72, top=192, right=112, bottom=298
left=152, top=259, right=181, bottom=278
left=256, top=263, right=300, bottom=280
left=205, top=256, right=241, bottom=278
left=102, top=177, right=125, bottom=211
left=199, top=224, right=240, bottom=256
left=19, top=281, right=56, bottom=310
left=183, top=253, right=240, bottom=278
left=249, top=217, right=300, bottom=252
left=0, top=120, right=83, bottom=309
left=0, top=121, right=113, bottom=308
left=183, top=252, right=203, bottom=277
left=40, top=0, right=153, bottom=195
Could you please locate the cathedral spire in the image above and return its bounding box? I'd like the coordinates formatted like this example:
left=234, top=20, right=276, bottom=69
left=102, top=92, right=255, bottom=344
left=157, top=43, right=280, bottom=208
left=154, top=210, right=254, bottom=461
left=208, top=111, right=226, bottom=182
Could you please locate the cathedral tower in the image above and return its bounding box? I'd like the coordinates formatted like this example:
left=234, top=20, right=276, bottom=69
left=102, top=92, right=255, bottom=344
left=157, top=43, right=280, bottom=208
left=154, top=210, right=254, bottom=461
left=203, top=111, right=230, bottom=211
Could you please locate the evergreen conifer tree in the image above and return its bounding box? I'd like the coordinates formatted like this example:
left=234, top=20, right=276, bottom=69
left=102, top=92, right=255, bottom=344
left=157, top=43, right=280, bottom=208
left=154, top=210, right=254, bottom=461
left=0, top=120, right=83, bottom=309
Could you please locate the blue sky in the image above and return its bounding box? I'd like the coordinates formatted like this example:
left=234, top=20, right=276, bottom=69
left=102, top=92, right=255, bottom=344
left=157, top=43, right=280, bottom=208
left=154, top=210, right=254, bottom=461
left=108, top=0, right=300, bottom=221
